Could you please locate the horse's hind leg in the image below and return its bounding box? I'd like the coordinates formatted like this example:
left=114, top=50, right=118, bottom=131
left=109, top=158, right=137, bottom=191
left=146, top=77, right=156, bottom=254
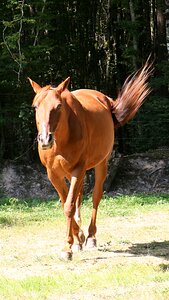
left=86, top=158, right=108, bottom=248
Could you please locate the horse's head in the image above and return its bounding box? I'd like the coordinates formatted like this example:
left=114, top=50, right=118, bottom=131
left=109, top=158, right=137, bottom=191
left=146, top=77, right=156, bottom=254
left=28, top=77, right=70, bottom=150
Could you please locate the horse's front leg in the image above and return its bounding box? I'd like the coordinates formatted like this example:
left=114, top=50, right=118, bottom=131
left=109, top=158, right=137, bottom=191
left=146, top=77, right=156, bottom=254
left=47, top=169, right=84, bottom=259
left=72, top=185, right=85, bottom=252
left=61, top=169, right=85, bottom=260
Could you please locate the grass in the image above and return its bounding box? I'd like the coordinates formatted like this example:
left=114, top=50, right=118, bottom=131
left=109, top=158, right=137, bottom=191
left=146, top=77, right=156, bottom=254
left=0, top=193, right=169, bottom=227
left=0, top=197, right=64, bottom=226
left=0, top=193, right=169, bottom=299
left=0, top=263, right=169, bottom=299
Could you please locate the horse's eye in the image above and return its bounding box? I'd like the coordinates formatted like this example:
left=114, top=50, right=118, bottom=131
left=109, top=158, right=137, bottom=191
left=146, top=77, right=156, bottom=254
left=57, top=104, right=62, bottom=110
left=34, top=105, right=38, bottom=111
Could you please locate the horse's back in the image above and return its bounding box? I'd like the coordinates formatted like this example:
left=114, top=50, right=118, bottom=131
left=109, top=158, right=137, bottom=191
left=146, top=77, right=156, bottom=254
left=72, top=89, right=113, bottom=125
left=72, top=89, right=110, bottom=111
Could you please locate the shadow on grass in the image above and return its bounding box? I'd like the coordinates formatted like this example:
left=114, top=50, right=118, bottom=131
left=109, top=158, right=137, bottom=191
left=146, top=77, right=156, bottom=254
left=99, top=240, right=169, bottom=260
left=123, top=240, right=169, bottom=260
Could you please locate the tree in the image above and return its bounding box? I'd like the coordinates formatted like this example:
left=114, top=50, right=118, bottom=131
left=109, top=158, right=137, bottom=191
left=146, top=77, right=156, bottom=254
left=0, top=0, right=169, bottom=160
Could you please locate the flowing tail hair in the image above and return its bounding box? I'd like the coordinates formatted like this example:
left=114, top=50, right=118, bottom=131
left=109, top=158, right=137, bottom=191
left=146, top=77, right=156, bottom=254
left=110, top=58, right=153, bottom=128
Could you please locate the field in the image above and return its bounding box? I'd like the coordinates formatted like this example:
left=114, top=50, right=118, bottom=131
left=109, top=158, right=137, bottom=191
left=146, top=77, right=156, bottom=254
left=0, top=194, right=169, bottom=300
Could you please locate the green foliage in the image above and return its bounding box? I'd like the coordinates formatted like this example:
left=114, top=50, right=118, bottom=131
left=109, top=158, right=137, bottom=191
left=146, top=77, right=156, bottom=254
left=0, top=0, right=169, bottom=160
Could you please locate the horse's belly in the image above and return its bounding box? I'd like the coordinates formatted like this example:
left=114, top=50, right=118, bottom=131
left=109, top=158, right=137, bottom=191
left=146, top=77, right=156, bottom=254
left=86, top=117, right=114, bottom=169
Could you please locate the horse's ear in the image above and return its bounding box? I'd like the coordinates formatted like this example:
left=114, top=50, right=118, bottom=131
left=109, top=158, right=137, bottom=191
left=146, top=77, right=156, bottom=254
left=28, top=77, right=42, bottom=94
left=56, top=77, right=70, bottom=93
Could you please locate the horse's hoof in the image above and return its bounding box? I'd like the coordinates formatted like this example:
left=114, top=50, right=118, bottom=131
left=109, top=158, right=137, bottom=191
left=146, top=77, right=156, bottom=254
left=60, top=251, right=73, bottom=261
left=72, top=244, right=82, bottom=253
left=86, top=237, right=97, bottom=249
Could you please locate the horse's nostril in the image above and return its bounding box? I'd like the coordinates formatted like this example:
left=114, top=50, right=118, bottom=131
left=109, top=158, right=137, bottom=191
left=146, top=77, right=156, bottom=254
left=37, top=134, right=41, bottom=142
left=37, top=132, right=53, bottom=148
left=48, top=133, right=53, bottom=143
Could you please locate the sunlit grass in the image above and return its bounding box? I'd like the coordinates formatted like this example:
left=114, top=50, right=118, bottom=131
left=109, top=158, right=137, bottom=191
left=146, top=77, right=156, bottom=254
left=0, top=194, right=169, bottom=227
left=98, top=193, right=169, bottom=216
left=0, top=197, right=64, bottom=227
left=0, top=263, right=169, bottom=300
left=81, top=194, right=169, bottom=223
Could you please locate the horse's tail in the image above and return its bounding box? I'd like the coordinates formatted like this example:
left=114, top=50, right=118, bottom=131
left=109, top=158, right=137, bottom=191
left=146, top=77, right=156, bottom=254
left=111, top=59, right=153, bottom=128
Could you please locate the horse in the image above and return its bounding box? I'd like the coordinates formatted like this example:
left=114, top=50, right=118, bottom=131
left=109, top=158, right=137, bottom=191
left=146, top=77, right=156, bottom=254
left=28, top=60, right=152, bottom=260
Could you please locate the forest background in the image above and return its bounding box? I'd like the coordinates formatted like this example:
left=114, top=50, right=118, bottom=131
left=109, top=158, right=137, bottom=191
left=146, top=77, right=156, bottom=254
left=0, top=0, right=169, bottom=162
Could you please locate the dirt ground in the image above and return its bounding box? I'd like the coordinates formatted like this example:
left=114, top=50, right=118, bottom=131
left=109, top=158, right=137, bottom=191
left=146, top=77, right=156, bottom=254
left=0, top=209, right=169, bottom=299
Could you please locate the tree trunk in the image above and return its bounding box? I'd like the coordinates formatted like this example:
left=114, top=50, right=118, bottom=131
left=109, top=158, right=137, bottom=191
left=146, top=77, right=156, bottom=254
left=155, top=0, right=168, bottom=61
left=129, top=0, right=137, bottom=69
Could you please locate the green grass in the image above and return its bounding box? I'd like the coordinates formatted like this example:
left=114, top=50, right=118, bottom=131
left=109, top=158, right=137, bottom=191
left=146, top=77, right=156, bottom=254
left=0, top=197, right=64, bottom=226
left=99, top=193, right=169, bottom=216
left=0, top=263, right=169, bottom=300
left=1, top=193, right=169, bottom=227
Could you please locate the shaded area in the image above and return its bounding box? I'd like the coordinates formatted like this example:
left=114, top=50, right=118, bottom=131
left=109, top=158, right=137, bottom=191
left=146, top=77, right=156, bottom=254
left=99, top=240, right=169, bottom=261
left=125, top=241, right=169, bottom=259
left=110, top=150, right=169, bottom=195
left=1, top=150, right=169, bottom=198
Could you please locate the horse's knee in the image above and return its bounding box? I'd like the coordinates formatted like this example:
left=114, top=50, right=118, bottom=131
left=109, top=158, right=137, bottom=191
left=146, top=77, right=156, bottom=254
left=64, top=202, right=75, bottom=218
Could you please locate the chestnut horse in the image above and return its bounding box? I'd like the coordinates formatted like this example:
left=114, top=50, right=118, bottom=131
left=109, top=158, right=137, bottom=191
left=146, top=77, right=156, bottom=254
left=29, top=61, right=152, bottom=260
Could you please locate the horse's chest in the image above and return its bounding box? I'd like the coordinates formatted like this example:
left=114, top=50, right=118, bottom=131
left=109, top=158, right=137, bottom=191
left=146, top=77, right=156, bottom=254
left=39, top=143, right=82, bottom=176
left=54, top=154, right=81, bottom=175
left=44, top=154, right=73, bottom=176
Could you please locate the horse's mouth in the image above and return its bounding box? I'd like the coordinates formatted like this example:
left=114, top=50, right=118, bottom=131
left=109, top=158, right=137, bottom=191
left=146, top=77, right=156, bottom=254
left=39, top=140, right=54, bottom=150
left=37, top=132, right=54, bottom=150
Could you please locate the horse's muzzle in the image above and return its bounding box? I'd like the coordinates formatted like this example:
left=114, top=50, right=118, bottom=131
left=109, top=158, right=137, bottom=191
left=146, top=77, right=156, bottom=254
left=37, top=132, right=54, bottom=149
